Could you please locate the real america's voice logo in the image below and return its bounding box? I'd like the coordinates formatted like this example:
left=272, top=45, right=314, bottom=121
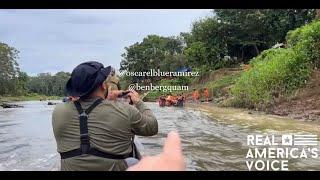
left=246, top=134, right=319, bottom=171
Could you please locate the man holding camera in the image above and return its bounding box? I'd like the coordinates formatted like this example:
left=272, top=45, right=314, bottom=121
left=52, top=61, right=158, bottom=171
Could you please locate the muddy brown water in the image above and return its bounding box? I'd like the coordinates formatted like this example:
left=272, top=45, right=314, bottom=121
left=0, top=101, right=319, bottom=171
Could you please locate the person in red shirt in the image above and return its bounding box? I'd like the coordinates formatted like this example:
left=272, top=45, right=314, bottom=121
left=192, top=89, right=200, bottom=103
left=203, top=88, right=209, bottom=102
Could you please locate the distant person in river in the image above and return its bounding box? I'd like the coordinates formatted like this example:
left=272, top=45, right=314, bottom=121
left=192, top=89, right=200, bottom=103
left=175, top=94, right=184, bottom=107
left=158, top=95, right=166, bottom=107
left=52, top=61, right=158, bottom=171
left=181, top=93, right=186, bottom=103
left=203, top=88, right=209, bottom=103
left=165, top=93, right=176, bottom=106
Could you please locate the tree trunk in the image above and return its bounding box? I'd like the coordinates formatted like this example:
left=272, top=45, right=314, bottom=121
left=316, top=9, right=320, bottom=19
left=241, top=46, right=244, bottom=61
left=253, top=44, right=260, bottom=56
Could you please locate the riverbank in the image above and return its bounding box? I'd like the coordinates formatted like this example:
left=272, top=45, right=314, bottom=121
left=177, top=68, right=320, bottom=123
left=0, top=94, right=61, bottom=105
left=186, top=102, right=320, bottom=137
left=144, top=67, right=320, bottom=123
left=269, top=70, right=320, bottom=122
left=145, top=68, right=320, bottom=123
left=145, top=21, right=320, bottom=123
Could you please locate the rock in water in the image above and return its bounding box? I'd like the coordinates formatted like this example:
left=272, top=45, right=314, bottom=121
left=48, top=102, right=58, bottom=105
left=1, top=103, right=24, bottom=108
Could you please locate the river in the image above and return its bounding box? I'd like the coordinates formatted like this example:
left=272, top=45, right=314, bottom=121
left=0, top=101, right=319, bottom=171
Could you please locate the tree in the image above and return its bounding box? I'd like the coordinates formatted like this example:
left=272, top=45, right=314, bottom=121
left=184, top=42, right=207, bottom=68
left=15, top=71, right=29, bottom=95
left=120, top=9, right=317, bottom=89
left=27, top=72, right=70, bottom=96
left=0, top=42, right=22, bottom=95
left=213, top=9, right=315, bottom=61
left=120, top=35, right=184, bottom=85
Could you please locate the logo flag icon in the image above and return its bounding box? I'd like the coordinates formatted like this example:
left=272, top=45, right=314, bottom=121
left=293, top=135, right=318, bottom=146
left=282, top=135, right=293, bottom=146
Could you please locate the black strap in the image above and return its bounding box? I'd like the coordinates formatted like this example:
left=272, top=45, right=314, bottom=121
left=60, top=148, right=131, bottom=160
left=60, top=98, right=132, bottom=160
left=74, top=99, right=103, bottom=154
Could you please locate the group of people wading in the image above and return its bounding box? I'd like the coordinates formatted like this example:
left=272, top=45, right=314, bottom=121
left=191, top=88, right=210, bottom=103
left=158, top=87, right=211, bottom=107
left=158, top=93, right=185, bottom=107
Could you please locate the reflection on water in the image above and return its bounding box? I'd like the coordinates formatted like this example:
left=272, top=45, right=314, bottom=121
left=138, top=104, right=250, bottom=171
left=0, top=101, right=60, bottom=171
left=0, top=101, right=319, bottom=171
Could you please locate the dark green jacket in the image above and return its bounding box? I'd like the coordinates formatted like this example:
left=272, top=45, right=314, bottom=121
left=52, top=97, right=158, bottom=171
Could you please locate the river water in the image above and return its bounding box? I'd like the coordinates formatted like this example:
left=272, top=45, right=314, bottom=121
left=0, top=101, right=319, bottom=171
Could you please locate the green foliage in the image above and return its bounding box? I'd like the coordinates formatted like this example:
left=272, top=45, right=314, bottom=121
left=120, top=35, right=185, bottom=85
left=0, top=42, right=28, bottom=96
left=27, top=72, right=71, bottom=96
left=181, top=9, right=316, bottom=71
left=184, top=41, right=207, bottom=68
left=207, top=74, right=241, bottom=97
left=3, top=9, right=318, bottom=102
left=183, top=17, right=230, bottom=70
left=231, top=49, right=309, bottom=109
left=176, top=76, right=192, bottom=86
left=287, top=20, right=320, bottom=67
left=119, top=9, right=316, bottom=97
left=231, top=20, right=320, bottom=109
left=250, top=48, right=288, bottom=66
left=215, top=9, right=315, bottom=47
left=0, top=42, right=70, bottom=97
left=119, top=35, right=190, bottom=90
left=0, top=93, right=61, bottom=102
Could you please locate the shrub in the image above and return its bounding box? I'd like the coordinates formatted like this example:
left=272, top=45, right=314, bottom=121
left=230, top=20, right=320, bottom=110
left=287, top=20, right=320, bottom=67
left=231, top=49, right=311, bottom=109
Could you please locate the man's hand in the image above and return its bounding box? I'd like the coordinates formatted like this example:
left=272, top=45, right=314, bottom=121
left=107, top=90, right=124, bottom=100
left=127, top=90, right=140, bottom=105
left=127, top=131, right=186, bottom=171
